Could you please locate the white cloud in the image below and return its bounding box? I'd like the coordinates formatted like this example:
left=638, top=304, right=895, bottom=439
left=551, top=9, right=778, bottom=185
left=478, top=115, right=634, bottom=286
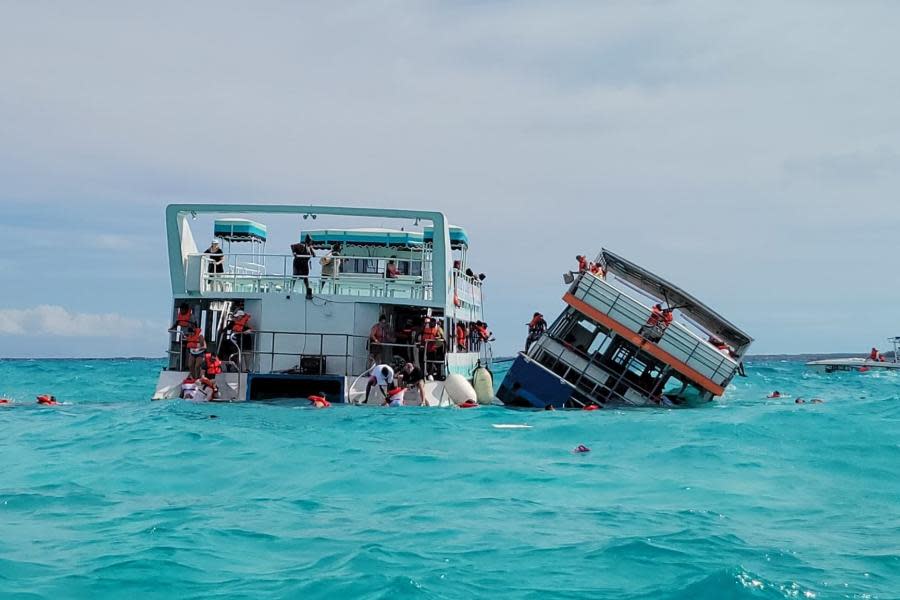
left=0, top=305, right=161, bottom=338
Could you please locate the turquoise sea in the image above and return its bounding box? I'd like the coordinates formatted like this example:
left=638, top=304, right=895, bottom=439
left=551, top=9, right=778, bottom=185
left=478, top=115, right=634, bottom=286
left=1, top=358, right=898, bottom=599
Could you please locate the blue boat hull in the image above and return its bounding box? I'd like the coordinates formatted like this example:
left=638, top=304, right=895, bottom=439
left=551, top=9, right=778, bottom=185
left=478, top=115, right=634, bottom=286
left=496, top=354, right=576, bottom=409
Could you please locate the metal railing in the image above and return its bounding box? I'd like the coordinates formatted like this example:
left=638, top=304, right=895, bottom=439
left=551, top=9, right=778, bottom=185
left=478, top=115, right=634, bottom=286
left=570, top=273, right=739, bottom=385
left=194, top=253, right=437, bottom=301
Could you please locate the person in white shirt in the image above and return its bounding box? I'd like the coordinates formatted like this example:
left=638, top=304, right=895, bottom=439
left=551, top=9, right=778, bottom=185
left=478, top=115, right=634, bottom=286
left=365, top=363, right=394, bottom=404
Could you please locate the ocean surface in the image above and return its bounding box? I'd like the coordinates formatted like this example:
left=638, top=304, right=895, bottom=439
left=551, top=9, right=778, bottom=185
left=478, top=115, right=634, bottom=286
left=1, top=358, right=898, bottom=599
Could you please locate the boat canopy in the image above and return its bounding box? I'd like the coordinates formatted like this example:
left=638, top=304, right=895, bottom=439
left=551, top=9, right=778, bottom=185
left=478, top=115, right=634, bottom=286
left=301, top=228, right=424, bottom=248
left=214, top=219, right=267, bottom=242
left=423, top=225, right=469, bottom=248
left=600, top=249, right=753, bottom=349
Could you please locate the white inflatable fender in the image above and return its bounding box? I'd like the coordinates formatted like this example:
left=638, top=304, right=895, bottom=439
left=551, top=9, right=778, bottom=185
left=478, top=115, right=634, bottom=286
left=472, top=367, right=494, bottom=405
left=444, top=374, right=477, bottom=406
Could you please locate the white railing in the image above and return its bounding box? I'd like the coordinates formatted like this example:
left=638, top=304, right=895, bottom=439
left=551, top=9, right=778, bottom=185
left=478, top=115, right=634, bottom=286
left=193, top=253, right=436, bottom=301
left=570, top=273, right=739, bottom=385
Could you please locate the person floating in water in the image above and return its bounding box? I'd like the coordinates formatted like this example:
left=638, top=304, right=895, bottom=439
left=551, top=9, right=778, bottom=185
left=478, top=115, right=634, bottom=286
left=36, top=395, right=59, bottom=405
left=308, top=393, right=331, bottom=408
left=525, top=312, right=547, bottom=353
left=768, top=391, right=782, bottom=398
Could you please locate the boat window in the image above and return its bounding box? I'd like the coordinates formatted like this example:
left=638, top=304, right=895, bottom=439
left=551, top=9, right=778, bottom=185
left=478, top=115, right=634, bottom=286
left=587, top=332, right=612, bottom=356
left=346, top=258, right=380, bottom=274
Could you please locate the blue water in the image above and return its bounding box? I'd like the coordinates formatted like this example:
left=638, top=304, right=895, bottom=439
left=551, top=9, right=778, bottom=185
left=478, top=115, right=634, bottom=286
left=1, top=359, right=898, bottom=599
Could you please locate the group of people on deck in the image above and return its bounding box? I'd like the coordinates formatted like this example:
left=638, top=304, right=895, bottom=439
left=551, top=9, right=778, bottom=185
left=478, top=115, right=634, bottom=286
left=169, top=302, right=254, bottom=401
left=575, top=255, right=606, bottom=278
left=369, top=314, right=494, bottom=378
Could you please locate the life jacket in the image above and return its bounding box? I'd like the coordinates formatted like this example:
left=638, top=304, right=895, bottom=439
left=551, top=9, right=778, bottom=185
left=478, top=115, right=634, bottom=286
left=583, top=404, right=600, bottom=411
left=36, top=395, right=57, bottom=405
left=577, top=256, right=588, bottom=272
left=185, top=329, right=203, bottom=349
left=528, top=316, right=545, bottom=333
left=456, top=325, right=466, bottom=347
left=869, top=349, right=879, bottom=360
left=589, top=262, right=602, bottom=275
left=204, top=353, right=222, bottom=375
left=663, top=311, right=673, bottom=326
left=477, top=325, right=490, bottom=341
left=647, top=307, right=663, bottom=327
left=232, top=313, right=251, bottom=333
left=175, top=307, right=192, bottom=327
left=422, top=325, right=438, bottom=342
left=308, top=395, right=331, bottom=407
left=459, top=399, right=478, bottom=408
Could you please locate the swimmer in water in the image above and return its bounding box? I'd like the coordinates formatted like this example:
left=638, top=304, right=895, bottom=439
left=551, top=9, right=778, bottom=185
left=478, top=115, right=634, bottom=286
left=810, top=398, right=824, bottom=404
left=544, top=404, right=555, bottom=411
left=36, top=395, right=59, bottom=405
left=767, top=391, right=782, bottom=399
left=795, top=398, right=805, bottom=404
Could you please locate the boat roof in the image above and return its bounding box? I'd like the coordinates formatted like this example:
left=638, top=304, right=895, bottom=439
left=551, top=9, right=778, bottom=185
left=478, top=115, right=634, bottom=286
left=301, top=228, right=424, bottom=248
left=601, top=248, right=753, bottom=348
left=423, top=225, right=469, bottom=248
left=214, top=218, right=267, bottom=242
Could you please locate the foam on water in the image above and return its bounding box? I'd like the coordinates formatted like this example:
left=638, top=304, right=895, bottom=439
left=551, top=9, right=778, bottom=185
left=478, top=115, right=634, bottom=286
left=1, top=358, right=898, bottom=599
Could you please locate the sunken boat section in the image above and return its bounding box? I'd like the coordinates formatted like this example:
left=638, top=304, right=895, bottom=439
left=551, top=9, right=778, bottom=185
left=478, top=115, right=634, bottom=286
left=498, top=250, right=753, bottom=408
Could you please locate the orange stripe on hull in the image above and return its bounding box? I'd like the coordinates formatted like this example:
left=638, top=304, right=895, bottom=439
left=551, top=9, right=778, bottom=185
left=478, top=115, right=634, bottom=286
left=562, top=293, right=726, bottom=396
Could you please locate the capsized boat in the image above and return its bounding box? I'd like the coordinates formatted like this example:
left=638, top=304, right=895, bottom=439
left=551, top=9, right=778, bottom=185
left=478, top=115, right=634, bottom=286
left=805, top=337, right=900, bottom=373
left=497, top=249, right=753, bottom=408
left=153, top=204, right=492, bottom=405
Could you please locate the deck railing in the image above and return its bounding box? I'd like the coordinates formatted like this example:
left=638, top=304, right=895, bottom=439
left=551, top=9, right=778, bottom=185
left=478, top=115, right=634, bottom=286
left=570, top=273, right=739, bottom=386
left=190, top=253, right=437, bottom=301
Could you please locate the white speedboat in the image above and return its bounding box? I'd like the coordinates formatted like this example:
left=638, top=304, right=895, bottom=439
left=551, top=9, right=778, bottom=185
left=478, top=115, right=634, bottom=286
left=806, top=338, right=900, bottom=373
left=153, top=204, right=492, bottom=405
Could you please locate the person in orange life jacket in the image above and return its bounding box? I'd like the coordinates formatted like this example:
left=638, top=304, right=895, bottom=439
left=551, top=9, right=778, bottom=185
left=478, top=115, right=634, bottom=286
left=308, top=392, right=331, bottom=408
left=204, top=352, right=222, bottom=377
left=420, top=317, right=445, bottom=368
left=589, top=262, right=606, bottom=278
left=169, top=303, right=194, bottom=331
left=868, top=347, right=885, bottom=362
left=456, top=322, right=468, bottom=352
left=184, top=326, right=207, bottom=379
left=525, top=312, right=547, bottom=353
left=576, top=255, right=588, bottom=272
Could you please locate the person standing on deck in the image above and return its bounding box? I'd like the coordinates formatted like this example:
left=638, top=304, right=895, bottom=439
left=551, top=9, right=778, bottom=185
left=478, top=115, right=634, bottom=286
left=525, top=312, right=547, bottom=353
left=319, top=243, right=341, bottom=293
left=368, top=315, right=391, bottom=365
left=203, top=239, right=225, bottom=291
left=291, top=236, right=314, bottom=299
left=184, top=326, right=207, bottom=379
left=385, top=257, right=399, bottom=279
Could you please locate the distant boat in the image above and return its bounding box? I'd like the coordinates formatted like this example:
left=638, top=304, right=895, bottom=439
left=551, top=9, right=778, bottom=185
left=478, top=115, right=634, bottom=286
left=806, top=338, right=900, bottom=373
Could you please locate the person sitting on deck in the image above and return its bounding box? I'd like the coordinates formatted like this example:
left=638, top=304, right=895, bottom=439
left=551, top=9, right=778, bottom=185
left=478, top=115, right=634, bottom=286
left=365, top=364, right=395, bottom=404
left=588, top=262, right=606, bottom=278
left=525, top=312, right=547, bottom=353
left=869, top=347, right=885, bottom=362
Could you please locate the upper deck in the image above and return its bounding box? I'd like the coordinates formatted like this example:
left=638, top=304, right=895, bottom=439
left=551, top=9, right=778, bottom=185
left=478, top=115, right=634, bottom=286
left=166, top=204, right=484, bottom=318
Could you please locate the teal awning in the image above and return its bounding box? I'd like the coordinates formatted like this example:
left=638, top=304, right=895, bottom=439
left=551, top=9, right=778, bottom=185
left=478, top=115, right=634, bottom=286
left=214, top=219, right=267, bottom=242
left=300, top=228, right=425, bottom=248
left=423, top=225, right=469, bottom=248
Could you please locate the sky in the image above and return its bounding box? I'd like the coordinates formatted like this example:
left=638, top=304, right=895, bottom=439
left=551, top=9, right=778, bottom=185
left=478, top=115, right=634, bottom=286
left=2, top=1, right=899, bottom=358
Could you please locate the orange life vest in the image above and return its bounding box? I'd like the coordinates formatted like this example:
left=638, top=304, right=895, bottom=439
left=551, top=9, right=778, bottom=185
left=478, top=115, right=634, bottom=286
left=647, top=307, right=663, bottom=327
left=663, top=312, right=673, bottom=326
left=185, top=329, right=203, bottom=349
left=309, top=395, right=331, bottom=407
left=477, top=325, right=490, bottom=341
left=204, top=353, right=222, bottom=375
left=456, top=325, right=466, bottom=348
left=577, top=256, right=588, bottom=271
left=869, top=349, right=878, bottom=360
left=232, top=314, right=251, bottom=333
left=423, top=325, right=438, bottom=342
left=175, top=307, right=192, bottom=327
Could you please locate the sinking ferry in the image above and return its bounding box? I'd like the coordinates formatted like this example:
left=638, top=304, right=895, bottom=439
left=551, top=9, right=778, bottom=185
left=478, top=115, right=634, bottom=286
left=153, top=204, right=492, bottom=405
left=497, top=250, right=753, bottom=408
left=806, top=337, right=900, bottom=373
